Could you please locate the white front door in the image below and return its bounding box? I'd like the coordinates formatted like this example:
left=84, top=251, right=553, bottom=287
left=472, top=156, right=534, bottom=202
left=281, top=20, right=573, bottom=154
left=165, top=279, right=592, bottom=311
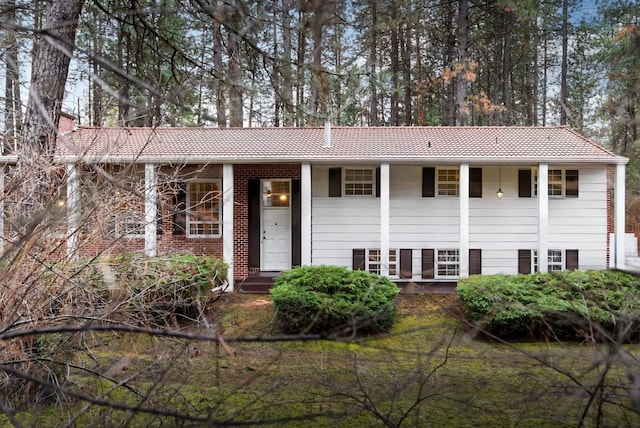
left=261, top=180, right=291, bottom=271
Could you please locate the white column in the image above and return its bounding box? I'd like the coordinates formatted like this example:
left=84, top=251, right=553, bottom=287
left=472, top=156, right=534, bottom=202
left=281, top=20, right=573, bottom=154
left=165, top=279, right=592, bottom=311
left=538, top=163, right=549, bottom=273
left=223, top=164, right=234, bottom=291
left=615, top=163, right=626, bottom=270
left=301, top=164, right=312, bottom=266
left=144, top=163, right=157, bottom=257
left=0, top=167, right=4, bottom=256
left=66, top=164, right=80, bottom=259
left=380, top=163, right=390, bottom=277
left=459, top=164, right=469, bottom=278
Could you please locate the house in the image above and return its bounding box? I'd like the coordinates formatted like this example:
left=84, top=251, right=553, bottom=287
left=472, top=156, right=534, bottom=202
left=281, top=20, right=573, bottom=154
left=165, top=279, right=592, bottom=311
left=0, top=119, right=629, bottom=292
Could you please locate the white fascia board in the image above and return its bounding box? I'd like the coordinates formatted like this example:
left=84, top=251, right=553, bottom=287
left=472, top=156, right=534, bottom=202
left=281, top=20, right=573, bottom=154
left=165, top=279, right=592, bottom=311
left=53, top=155, right=629, bottom=166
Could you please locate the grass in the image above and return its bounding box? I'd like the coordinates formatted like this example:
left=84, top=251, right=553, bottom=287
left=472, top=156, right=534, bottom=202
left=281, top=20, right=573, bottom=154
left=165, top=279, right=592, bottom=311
left=5, top=292, right=640, bottom=427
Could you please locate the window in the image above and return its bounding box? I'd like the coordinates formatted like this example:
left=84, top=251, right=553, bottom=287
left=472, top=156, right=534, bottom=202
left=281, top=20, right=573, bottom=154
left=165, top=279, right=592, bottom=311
left=437, top=169, right=459, bottom=196
left=113, top=176, right=145, bottom=238
left=344, top=168, right=374, bottom=196
left=519, top=249, right=571, bottom=273
left=547, top=249, right=563, bottom=271
left=436, top=249, right=459, bottom=277
left=353, top=249, right=398, bottom=277
left=187, top=180, right=222, bottom=237
left=526, top=168, right=579, bottom=198
left=263, top=180, right=290, bottom=207
left=366, top=249, right=398, bottom=276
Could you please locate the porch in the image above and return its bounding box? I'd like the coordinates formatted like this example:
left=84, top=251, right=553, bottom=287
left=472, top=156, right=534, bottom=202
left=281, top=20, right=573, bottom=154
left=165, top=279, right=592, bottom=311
left=236, top=271, right=457, bottom=294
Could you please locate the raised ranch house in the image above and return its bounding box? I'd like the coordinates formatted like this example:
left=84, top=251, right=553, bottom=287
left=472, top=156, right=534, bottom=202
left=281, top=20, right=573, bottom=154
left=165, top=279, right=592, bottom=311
left=0, top=116, right=630, bottom=292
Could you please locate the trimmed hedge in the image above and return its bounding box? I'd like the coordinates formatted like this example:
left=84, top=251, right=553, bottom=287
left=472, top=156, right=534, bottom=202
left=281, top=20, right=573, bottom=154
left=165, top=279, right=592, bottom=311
left=270, top=265, right=400, bottom=335
left=457, top=270, right=640, bottom=341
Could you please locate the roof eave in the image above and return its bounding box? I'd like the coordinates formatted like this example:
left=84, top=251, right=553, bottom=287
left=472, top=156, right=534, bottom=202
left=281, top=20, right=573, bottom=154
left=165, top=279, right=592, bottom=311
left=54, top=154, right=629, bottom=165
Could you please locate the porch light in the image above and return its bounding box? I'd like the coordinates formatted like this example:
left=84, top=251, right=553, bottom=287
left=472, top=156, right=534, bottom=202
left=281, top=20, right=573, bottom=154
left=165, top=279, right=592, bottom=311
left=279, top=194, right=287, bottom=202
left=496, top=167, right=504, bottom=199
left=266, top=189, right=272, bottom=198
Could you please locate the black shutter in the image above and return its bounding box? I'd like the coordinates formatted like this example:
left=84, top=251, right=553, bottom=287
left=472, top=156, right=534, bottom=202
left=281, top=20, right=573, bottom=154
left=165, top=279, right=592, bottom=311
left=566, top=170, right=579, bottom=198
left=248, top=179, right=261, bottom=269
left=400, top=249, right=412, bottom=279
left=422, top=249, right=434, bottom=279
left=329, top=167, right=342, bottom=197
left=566, top=249, right=579, bottom=270
left=518, top=169, right=532, bottom=198
left=469, top=249, right=482, bottom=275
left=172, top=181, right=187, bottom=235
left=291, top=179, right=301, bottom=267
left=422, top=167, right=435, bottom=197
left=375, top=167, right=381, bottom=197
left=469, top=168, right=482, bottom=198
left=518, top=249, right=531, bottom=274
left=353, top=249, right=366, bottom=270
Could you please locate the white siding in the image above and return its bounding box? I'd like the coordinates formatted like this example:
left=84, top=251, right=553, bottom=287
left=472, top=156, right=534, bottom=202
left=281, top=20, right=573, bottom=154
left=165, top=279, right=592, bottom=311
left=548, top=167, right=607, bottom=270
left=310, top=165, right=610, bottom=278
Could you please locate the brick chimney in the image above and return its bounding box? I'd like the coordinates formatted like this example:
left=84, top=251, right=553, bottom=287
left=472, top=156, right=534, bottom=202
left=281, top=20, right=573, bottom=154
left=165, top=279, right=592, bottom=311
left=58, top=112, right=76, bottom=133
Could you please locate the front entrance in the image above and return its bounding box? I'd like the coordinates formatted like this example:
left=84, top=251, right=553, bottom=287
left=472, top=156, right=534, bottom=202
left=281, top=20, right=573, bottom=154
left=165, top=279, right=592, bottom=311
left=261, top=180, right=291, bottom=271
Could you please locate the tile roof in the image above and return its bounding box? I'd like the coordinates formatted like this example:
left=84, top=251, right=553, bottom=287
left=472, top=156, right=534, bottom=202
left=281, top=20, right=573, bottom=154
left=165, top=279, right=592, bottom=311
left=55, top=125, right=627, bottom=165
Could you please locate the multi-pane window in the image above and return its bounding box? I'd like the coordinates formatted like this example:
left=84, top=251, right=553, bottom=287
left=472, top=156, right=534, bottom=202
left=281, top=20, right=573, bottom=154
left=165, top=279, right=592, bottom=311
left=187, top=180, right=221, bottom=237
left=530, top=168, right=578, bottom=198
left=548, top=169, right=563, bottom=196
left=263, top=180, right=290, bottom=207
left=437, top=169, right=459, bottom=196
left=366, top=249, right=398, bottom=277
left=344, top=168, right=374, bottom=196
left=548, top=250, right=563, bottom=271
left=437, top=249, right=460, bottom=277
left=531, top=249, right=562, bottom=272
left=114, top=175, right=145, bottom=238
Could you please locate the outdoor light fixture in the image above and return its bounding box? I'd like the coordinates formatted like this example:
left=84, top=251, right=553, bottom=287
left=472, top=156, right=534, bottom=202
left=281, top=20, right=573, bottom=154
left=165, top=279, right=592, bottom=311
left=266, top=189, right=272, bottom=198
left=496, top=167, right=504, bottom=199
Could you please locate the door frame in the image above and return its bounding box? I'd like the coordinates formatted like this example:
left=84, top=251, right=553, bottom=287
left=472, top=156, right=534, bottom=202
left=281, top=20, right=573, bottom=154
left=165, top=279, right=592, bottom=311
left=260, top=179, right=292, bottom=271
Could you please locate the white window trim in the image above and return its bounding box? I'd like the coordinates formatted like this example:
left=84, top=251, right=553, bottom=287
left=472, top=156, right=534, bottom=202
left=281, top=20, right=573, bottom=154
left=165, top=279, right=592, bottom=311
left=436, top=167, right=460, bottom=197
left=343, top=167, right=375, bottom=197
left=532, top=168, right=575, bottom=198
left=366, top=248, right=398, bottom=278
left=187, top=179, right=222, bottom=238
left=114, top=174, right=146, bottom=239
left=532, top=249, right=563, bottom=272
left=436, top=248, right=460, bottom=278
left=547, top=249, right=563, bottom=271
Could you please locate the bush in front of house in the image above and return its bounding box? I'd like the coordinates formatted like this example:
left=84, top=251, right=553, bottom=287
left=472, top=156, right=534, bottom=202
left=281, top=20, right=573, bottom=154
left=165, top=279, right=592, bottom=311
left=45, top=253, right=228, bottom=325
left=457, top=270, right=640, bottom=341
left=270, top=265, right=400, bottom=335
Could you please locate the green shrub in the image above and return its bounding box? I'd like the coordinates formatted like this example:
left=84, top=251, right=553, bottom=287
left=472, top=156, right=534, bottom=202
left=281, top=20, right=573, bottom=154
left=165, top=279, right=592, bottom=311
left=457, top=270, right=640, bottom=341
left=270, top=265, right=400, bottom=335
left=48, top=253, right=228, bottom=325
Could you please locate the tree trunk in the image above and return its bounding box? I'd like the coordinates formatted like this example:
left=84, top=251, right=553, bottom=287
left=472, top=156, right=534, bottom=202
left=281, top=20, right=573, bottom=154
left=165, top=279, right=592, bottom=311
left=560, top=0, right=568, bottom=125
left=213, top=2, right=226, bottom=127
left=281, top=0, right=294, bottom=126
left=369, top=0, right=378, bottom=126
left=2, top=0, right=22, bottom=154
left=17, top=0, right=84, bottom=234
left=456, top=0, right=469, bottom=126
left=228, top=0, right=243, bottom=128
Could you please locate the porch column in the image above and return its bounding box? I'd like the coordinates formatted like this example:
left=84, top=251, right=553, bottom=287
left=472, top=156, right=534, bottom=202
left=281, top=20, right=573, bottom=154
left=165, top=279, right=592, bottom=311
left=459, top=163, right=469, bottom=278
left=223, top=164, right=234, bottom=292
left=380, top=163, right=390, bottom=277
left=538, top=163, right=549, bottom=273
left=615, top=162, right=626, bottom=270
left=144, top=163, right=157, bottom=257
left=301, top=163, right=312, bottom=266
left=66, top=164, right=81, bottom=258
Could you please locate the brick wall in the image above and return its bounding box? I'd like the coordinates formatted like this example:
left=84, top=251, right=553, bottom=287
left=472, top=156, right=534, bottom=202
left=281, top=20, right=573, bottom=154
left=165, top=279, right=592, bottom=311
left=233, top=164, right=301, bottom=279
left=74, top=163, right=301, bottom=281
